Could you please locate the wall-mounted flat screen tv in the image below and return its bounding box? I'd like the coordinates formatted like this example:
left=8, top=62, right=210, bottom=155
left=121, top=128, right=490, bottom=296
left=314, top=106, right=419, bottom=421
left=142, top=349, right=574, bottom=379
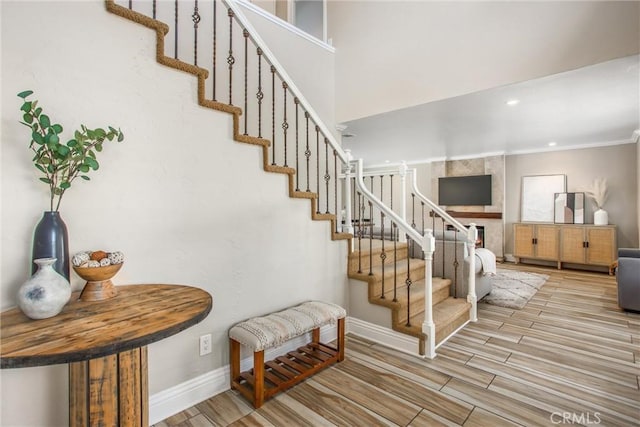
left=438, top=174, right=492, bottom=206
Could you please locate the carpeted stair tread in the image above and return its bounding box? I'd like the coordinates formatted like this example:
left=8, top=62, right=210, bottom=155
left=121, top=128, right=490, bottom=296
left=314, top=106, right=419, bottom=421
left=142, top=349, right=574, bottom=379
left=350, top=238, right=407, bottom=251
left=432, top=297, right=472, bottom=325
left=378, top=276, right=451, bottom=304
left=395, top=297, right=471, bottom=342
left=349, top=258, right=425, bottom=282
left=393, top=277, right=453, bottom=324
left=348, top=241, right=410, bottom=272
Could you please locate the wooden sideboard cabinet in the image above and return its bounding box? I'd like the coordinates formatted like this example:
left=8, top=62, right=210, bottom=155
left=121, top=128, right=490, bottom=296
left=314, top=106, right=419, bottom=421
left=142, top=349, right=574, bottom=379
left=514, top=223, right=617, bottom=272
left=514, top=223, right=561, bottom=268
left=560, top=225, right=617, bottom=269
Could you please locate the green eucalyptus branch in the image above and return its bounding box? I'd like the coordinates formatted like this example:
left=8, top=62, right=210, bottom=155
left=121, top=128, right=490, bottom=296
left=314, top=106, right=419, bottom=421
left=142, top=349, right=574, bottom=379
left=17, top=90, right=125, bottom=212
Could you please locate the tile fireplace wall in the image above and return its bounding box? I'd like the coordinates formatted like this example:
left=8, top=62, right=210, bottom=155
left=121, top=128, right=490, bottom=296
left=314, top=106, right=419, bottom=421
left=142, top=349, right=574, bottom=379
left=431, top=156, right=505, bottom=259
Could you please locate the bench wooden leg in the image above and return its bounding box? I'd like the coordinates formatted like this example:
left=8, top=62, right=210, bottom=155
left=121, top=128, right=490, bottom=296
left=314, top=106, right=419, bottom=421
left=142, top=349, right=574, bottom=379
left=312, top=327, right=320, bottom=344
left=230, top=339, right=240, bottom=389
left=253, top=350, right=265, bottom=408
left=337, top=318, right=345, bottom=362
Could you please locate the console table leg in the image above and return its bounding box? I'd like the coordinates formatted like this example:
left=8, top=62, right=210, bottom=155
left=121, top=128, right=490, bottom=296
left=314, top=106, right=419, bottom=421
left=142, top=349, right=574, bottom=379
left=69, top=346, right=148, bottom=427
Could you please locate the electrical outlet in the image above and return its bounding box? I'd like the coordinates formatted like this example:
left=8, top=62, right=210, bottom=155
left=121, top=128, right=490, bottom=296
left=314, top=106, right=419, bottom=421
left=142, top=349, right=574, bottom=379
left=199, top=334, right=212, bottom=356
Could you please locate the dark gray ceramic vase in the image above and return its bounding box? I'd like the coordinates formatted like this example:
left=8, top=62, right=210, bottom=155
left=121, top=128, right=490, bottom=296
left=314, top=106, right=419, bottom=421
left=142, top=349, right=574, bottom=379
left=32, top=211, right=70, bottom=280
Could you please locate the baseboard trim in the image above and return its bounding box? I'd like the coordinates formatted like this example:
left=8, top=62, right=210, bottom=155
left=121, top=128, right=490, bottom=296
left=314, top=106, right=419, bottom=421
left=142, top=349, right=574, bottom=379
left=149, top=323, right=339, bottom=424
left=149, top=366, right=228, bottom=424
left=346, top=317, right=420, bottom=357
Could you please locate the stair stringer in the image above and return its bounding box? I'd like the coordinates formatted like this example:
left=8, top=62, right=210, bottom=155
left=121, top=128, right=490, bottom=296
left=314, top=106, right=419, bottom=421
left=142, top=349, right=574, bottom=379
left=104, top=0, right=351, bottom=244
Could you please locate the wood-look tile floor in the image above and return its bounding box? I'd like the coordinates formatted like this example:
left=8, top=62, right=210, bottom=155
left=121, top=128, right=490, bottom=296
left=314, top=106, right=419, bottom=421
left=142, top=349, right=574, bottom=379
left=154, top=264, right=640, bottom=427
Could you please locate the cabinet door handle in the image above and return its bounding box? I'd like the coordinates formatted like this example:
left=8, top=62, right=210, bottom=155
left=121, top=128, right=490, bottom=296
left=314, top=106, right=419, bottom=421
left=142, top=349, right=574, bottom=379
left=585, top=241, right=589, bottom=248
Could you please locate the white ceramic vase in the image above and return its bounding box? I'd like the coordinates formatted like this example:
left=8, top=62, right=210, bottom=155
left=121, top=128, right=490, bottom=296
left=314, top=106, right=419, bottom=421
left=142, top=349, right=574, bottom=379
left=17, top=258, right=71, bottom=319
left=593, top=208, right=609, bottom=226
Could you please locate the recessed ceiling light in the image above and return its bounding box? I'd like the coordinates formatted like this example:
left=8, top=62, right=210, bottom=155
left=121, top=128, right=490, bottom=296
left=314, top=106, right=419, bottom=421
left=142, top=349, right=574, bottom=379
left=548, top=141, right=557, bottom=147
left=385, top=160, right=390, bottom=164
left=506, top=99, right=520, bottom=106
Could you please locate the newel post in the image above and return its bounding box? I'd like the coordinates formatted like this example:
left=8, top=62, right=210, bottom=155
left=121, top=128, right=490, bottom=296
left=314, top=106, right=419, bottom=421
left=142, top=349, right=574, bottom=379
left=343, top=150, right=354, bottom=237
left=467, top=223, right=478, bottom=322
left=422, top=228, right=436, bottom=359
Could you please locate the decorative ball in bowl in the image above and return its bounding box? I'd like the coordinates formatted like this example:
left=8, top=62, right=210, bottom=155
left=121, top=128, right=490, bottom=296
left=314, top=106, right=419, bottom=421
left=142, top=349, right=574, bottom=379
left=72, top=250, right=124, bottom=301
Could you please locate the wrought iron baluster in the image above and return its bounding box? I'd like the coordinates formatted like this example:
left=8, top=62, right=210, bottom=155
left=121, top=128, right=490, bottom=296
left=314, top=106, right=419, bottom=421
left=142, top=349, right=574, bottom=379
left=393, top=222, right=397, bottom=302
left=153, top=0, right=156, bottom=19
left=421, top=201, right=425, bottom=258
left=368, top=200, right=373, bottom=276
left=192, top=0, right=201, bottom=66
left=411, top=193, right=416, bottom=229
left=174, top=0, right=179, bottom=59
left=304, top=112, right=311, bottom=191
left=212, top=0, right=217, bottom=100
left=421, top=202, right=425, bottom=235
left=256, top=48, right=263, bottom=137
left=351, top=177, right=356, bottom=225
left=282, top=82, right=289, bottom=167
left=315, top=126, right=320, bottom=213
left=324, top=138, right=330, bottom=213
left=390, top=174, right=397, bottom=301
left=369, top=176, right=374, bottom=237
left=227, top=8, right=235, bottom=105
left=128, top=0, right=132, bottom=9
left=243, top=29, right=249, bottom=135
left=271, top=66, right=276, bottom=165
left=432, top=208, right=436, bottom=232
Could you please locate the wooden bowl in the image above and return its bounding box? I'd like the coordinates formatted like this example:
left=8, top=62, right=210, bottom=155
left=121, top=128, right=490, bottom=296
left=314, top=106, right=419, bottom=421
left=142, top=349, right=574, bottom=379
left=73, top=263, right=123, bottom=301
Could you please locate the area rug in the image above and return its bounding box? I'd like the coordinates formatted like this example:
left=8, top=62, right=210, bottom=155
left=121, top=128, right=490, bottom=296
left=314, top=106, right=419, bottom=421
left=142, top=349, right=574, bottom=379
left=481, top=269, right=549, bottom=309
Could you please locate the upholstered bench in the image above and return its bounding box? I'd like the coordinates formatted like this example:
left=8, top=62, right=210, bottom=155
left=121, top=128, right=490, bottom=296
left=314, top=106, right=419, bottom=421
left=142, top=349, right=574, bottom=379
left=229, top=301, right=346, bottom=408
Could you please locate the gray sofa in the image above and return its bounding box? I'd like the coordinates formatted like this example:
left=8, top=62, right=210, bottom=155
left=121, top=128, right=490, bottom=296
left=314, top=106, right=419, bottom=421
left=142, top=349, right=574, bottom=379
left=412, top=230, right=494, bottom=301
left=617, top=248, right=640, bottom=312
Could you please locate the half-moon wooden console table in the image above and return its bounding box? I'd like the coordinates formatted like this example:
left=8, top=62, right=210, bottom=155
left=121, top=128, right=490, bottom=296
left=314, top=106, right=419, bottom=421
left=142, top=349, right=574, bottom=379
left=1, top=284, right=212, bottom=427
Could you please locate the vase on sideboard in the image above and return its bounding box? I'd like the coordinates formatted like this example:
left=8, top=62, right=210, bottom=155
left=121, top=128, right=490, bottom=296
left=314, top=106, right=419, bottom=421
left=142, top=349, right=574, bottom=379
left=32, top=211, right=69, bottom=280
left=593, top=208, right=608, bottom=226
left=17, top=258, right=71, bottom=319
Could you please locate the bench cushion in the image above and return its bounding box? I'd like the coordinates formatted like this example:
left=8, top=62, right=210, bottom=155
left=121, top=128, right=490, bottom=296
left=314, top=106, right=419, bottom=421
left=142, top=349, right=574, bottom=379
left=229, top=301, right=346, bottom=351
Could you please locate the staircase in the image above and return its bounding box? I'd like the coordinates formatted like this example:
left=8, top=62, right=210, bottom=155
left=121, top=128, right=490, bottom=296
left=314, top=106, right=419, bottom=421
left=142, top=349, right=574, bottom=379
left=105, top=0, right=478, bottom=359
left=348, top=238, right=471, bottom=354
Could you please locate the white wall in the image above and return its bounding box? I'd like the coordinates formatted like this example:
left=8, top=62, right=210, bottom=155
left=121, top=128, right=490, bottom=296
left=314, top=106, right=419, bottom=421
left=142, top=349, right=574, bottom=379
left=504, top=144, right=639, bottom=256
left=0, top=2, right=347, bottom=425
left=328, top=1, right=640, bottom=123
